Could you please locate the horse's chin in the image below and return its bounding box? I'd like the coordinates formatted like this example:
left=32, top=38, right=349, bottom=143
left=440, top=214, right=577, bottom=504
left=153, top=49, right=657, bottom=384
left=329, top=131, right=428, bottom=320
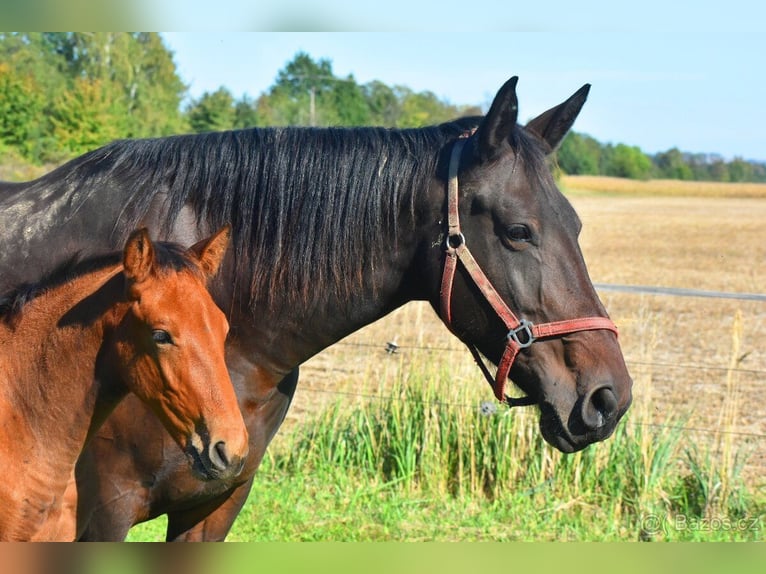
left=539, top=420, right=581, bottom=453
left=538, top=404, right=577, bottom=453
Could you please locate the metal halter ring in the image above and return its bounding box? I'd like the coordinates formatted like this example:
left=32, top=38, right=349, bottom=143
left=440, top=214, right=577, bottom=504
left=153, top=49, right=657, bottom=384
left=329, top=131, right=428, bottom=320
left=445, top=232, right=466, bottom=252
left=507, top=319, right=536, bottom=348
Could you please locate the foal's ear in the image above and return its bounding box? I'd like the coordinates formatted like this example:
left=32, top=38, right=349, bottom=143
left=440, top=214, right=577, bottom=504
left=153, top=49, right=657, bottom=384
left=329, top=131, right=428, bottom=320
left=123, top=227, right=156, bottom=285
left=188, top=225, right=231, bottom=278
left=476, top=76, right=519, bottom=161
left=524, top=83, right=590, bottom=152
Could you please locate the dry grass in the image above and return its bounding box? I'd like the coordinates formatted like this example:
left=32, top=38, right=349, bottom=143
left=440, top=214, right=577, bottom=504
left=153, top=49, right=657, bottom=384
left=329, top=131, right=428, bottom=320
left=563, top=175, right=766, bottom=199
left=569, top=188, right=766, bottom=486
left=290, top=179, right=766, bottom=488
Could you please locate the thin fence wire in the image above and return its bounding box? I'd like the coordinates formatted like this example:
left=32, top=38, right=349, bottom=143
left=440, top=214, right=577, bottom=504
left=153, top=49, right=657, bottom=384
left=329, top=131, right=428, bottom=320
left=332, top=339, right=766, bottom=378
left=296, top=284, right=766, bottom=452
left=302, top=338, right=766, bottom=442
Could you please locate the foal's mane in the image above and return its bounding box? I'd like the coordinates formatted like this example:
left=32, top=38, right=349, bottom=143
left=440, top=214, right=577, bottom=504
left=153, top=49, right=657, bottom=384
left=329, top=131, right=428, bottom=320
left=52, top=119, right=483, bottom=312
left=0, top=242, right=198, bottom=324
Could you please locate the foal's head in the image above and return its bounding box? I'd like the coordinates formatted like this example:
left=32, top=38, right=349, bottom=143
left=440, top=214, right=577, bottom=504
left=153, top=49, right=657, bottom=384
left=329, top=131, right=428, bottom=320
left=112, top=227, right=247, bottom=480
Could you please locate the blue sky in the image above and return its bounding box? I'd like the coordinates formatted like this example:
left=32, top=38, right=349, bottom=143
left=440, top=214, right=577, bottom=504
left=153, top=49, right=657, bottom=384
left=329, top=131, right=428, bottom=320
left=157, top=3, right=765, bottom=161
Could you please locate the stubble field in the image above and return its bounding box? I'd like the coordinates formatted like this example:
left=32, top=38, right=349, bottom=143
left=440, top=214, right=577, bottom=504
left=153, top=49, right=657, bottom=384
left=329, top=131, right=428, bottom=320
left=287, top=176, right=766, bottom=483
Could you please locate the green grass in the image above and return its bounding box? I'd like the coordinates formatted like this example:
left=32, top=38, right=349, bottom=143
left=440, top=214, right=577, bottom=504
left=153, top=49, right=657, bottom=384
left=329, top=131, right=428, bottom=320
left=128, top=359, right=764, bottom=542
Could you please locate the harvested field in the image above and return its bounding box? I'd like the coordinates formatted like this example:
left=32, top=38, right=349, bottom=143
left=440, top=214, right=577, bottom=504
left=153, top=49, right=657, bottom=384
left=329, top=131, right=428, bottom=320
left=289, top=182, right=766, bottom=486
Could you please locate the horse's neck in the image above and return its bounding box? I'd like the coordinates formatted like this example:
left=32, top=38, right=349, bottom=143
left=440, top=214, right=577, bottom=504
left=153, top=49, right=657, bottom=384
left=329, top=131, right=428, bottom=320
left=0, top=179, right=120, bottom=291
left=0, top=266, right=126, bottom=470
left=235, top=245, right=423, bottom=378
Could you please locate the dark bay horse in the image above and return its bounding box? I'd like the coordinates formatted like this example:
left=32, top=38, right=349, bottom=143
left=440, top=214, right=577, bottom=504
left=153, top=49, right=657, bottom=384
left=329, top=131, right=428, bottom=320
left=0, top=77, right=632, bottom=541
left=0, top=227, right=248, bottom=540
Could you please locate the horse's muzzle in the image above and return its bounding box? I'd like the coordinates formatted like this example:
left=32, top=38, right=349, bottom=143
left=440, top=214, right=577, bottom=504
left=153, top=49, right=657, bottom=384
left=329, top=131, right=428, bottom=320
left=580, top=385, right=620, bottom=432
left=538, top=382, right=632, bottom=453
left=187, top=439, right=247, bottom=481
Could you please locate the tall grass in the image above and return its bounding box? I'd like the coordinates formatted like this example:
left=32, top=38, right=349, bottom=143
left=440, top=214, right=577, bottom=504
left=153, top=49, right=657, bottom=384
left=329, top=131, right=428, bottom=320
left=126, top=350, right=763, bottom=541
left=226, top=355, right=762, bottom=541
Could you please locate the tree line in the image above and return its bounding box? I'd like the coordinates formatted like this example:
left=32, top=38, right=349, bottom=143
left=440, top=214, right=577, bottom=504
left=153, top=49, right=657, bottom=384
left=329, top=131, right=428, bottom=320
left=1, top=33, right=763, bottom=182
left=557, top=132, right=766, bottom=183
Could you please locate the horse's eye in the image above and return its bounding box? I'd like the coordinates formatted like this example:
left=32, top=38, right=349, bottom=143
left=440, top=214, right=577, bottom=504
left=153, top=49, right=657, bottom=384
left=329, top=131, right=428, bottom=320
left=152, top=329, right=173, bottom=345
left=506, top=224, right=532, bottom=243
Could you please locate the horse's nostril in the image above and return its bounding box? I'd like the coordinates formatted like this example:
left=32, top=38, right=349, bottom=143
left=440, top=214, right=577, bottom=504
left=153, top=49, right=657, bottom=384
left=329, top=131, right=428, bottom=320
left=581, top=386, right=618, bottom=431
left=209, top=441, right=230, bottom=471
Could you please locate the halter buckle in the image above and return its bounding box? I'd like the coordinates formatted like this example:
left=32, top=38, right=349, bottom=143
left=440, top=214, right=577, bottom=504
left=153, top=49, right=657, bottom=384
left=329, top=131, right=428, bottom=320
left=507, top=319, right=535, bottom=348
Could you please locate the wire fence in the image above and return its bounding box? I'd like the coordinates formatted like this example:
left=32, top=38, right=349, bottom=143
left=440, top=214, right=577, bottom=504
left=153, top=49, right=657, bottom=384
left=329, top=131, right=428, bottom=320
left=300, top=339, right=766, bottom=442
left=294, top=283, right=766, bottom=445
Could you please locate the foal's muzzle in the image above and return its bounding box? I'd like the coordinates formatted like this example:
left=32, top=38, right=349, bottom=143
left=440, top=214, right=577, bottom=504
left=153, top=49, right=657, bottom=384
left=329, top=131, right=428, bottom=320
left=187, top=438, right=246, bottom=481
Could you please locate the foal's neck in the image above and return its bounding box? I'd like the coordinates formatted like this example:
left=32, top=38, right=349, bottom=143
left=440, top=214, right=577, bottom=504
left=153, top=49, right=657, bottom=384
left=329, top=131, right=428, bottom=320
left=0, top=265, right=128, bottom=462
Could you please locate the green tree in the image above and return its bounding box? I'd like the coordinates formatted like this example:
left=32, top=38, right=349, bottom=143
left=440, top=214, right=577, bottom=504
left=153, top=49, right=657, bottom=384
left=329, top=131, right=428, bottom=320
left=270, top=51, right=335, bottom=126
left=254, top=51, right=474, bottom=129
left=49, top=77, right=126, bottom=155
left=604, top=143, right=653, bottom=179
left=40, top=32, right=186, bottom=138
left=0, top=33, right=65, bottom=95
left=0, top=63, right=45, bottom=158
left=0, top=32, right=186, bottom=160
left=0, top=33, right=67, bottom=160
left=396, top=86, right=461, bottom=128
left=328, top=74, right=370, bottom=126
left=186, top=87, right=236, bottom=133
left=707, top=159, right=729, bottom=181
left=363, top=80, right=400, bottom=126
left=233, top=94, right=259, bottom=129
left=125, top=33, right=188, bottom=137
left=556, top=132, right=601, bottom=175
left=654, top=148, right=693, bottom=180
left=252, top=91, right=293, bottom=126
left=727, top=158, right=754, bottom=182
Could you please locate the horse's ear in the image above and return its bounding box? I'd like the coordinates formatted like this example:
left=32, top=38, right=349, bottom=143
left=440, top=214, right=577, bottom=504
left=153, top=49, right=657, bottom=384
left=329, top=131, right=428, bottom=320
left=525, top=83, right=590, bottom=152
left=123, top=228, right=155, bottom=286
left=476, top=76, right=519, bottom=161
left=188, top=225, right=231, bottom=278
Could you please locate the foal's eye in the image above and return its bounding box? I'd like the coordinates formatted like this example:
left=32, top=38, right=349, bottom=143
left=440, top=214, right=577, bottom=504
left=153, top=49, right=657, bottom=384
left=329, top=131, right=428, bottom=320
left=505, top=224, right=532, bottom=243
left=152, top=329, right=173, bottom=345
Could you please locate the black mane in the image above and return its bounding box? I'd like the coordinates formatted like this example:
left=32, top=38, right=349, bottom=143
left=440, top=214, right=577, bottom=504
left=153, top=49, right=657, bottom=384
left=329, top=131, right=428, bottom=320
left=47, top=119, right=482, bottom=312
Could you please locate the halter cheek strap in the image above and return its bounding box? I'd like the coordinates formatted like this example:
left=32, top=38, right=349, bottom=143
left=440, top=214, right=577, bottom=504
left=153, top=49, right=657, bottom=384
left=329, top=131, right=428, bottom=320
left=439, top=139, right=618, bottom=405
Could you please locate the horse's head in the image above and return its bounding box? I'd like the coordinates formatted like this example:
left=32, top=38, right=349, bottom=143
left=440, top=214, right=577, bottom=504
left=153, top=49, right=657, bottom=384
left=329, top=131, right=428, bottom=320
left=427, top=77, right=632, bottom=453
left=114, top=226, right=248, bottom=480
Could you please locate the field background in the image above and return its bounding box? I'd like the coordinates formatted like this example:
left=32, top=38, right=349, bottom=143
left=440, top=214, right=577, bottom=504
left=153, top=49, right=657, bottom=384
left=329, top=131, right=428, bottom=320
left=5, top=164, right=759, bottom=541
left=125, top=175, right=766, bottom=541
left=124, top=176, right=766, bottom=541
left=285, top=174, right=766, bottom=479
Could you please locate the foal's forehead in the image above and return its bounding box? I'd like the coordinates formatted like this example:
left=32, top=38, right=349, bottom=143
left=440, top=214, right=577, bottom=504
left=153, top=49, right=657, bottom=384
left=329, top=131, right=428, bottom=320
left=136, top=267, right=212, bottom=310
left=146, top=267, right=208, bottom=298
left=136, top=270, right=225, bottom=331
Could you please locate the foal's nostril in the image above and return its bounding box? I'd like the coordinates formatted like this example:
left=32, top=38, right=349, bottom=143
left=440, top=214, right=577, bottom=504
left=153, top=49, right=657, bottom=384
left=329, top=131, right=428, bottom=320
left=208, top=440, right=231, bottom=472
left=581, top=386, right=618, bottom=431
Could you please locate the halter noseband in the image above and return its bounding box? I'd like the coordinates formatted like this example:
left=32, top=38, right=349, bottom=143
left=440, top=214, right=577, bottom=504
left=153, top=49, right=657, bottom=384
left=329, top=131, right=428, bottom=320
left=439, top=138, right=619, bottom=407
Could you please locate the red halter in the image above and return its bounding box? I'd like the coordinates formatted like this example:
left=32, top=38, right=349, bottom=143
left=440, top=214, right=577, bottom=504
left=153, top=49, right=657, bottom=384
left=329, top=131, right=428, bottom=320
left=439, top=139, right=619, bottom=406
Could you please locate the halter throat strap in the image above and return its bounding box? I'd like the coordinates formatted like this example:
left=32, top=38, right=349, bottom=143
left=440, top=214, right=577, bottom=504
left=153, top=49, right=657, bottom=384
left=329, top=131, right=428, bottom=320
left=438, top=138, right=618, bottom=405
